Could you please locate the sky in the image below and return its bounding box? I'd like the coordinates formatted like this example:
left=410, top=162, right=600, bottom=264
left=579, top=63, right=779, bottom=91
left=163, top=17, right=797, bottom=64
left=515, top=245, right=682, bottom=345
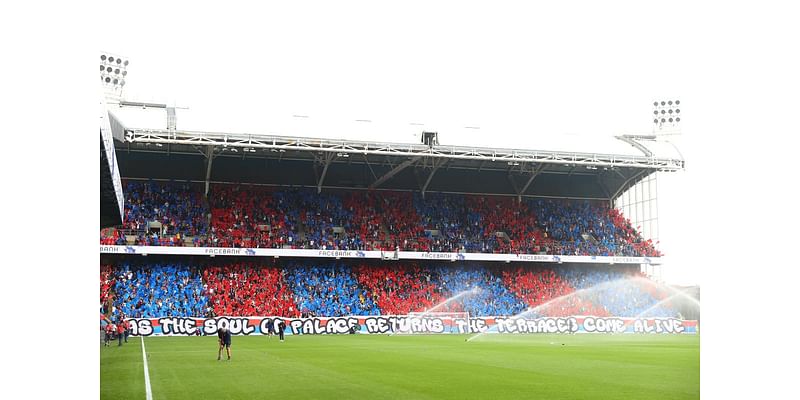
left=100, top=1, right=714, bottom=285
left=95, top=0, right=799, bottom=289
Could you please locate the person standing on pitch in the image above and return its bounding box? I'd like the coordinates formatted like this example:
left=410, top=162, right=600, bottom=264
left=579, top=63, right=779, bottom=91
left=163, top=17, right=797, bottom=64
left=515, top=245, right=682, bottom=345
left=217, top=327, right=232, bottom=361
left=123, top=318, right=130, bottom=343
left=117, top=318, right=126, bottom=347
left=273, top=318, right=281, bottom=338
left=278, top=319, right=286, bottom=342
left=104, top=322, right=114, bottom=347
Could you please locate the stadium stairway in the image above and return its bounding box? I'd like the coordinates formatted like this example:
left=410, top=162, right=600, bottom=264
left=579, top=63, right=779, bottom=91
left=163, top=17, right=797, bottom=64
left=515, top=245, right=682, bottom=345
left=581, top=233, right=599, bottom=246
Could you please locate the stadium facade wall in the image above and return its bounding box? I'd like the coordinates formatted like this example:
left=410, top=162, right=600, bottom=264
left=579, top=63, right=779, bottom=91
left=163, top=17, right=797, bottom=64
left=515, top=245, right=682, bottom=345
left=100, top=245, right=658, bottom=265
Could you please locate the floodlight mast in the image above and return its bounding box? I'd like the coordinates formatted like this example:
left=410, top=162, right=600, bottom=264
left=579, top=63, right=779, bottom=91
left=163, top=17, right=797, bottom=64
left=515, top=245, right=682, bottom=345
left=611, top=99, right=685, bottom=159
left=652, top=99, right=682, bottom=136
left=100, top=52, right=130, bottom=103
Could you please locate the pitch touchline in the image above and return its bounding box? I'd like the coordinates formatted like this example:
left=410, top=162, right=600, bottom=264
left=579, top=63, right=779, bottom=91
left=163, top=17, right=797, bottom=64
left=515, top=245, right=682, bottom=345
left=141, top=336, right=153, bottom=400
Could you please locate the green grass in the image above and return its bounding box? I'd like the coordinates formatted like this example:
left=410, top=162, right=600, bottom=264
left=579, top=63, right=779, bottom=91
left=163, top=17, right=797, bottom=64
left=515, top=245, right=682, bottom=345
left=101, top=334, right=699, bottom=399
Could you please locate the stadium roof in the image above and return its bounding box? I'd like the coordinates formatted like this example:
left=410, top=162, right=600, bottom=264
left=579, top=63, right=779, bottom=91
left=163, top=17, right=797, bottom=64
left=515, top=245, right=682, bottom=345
left=108, top=106, right=684, bottom=201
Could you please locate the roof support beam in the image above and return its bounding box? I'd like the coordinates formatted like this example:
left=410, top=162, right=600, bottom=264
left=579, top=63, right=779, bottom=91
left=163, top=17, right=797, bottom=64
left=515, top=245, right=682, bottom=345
left=317, top=153, right=334, bottom=193
left=508, top=174, right=521, bottom=195
left=611, top=169, right=651, bottom=201
left=596, top=174, right=612, bottom=203
left=615, top=135, right=654, bottom=157
left=204, top=145, right=215, bottom=196
left=363, top=154, right=378, bottom=181
left=370, top=156, right=421, bottom=189
left=126, top=129, right=684, bottom=171
left=422, top=159, right=446, bottom=197
left=517, top=164, right=547, bottom=202
left=567, top=165, right=576, bottom=177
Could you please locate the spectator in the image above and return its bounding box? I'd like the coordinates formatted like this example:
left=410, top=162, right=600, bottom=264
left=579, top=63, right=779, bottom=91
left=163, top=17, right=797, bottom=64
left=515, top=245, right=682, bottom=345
left=101, top=260, right=675, bottom=319
left=104, top=183, right=659, bottom=257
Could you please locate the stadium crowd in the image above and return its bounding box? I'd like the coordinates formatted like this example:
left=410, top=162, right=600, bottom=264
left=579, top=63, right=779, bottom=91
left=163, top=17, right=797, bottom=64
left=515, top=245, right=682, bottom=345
left=437, top=267, right=528, bottom=316
left=530, top=200, right=662, bottom=257
left=501, top=267, right=574, bottom=308
left=557, top=268, right=674, bottom=318
left=102, top=261, right=209, bottom=319
left=100, top=228, right=128, bottom=245
left=354, top=263, right=443, bottom=315
left=119, top=180, right=208, bottom=246
left=203, top=263, right=297, bottom=317
left=204, top=185, right=299, bottom=249
left=103, top=181, right=660, bottom=257
left=285, top=263, right=381, bottom=317
left=101, top=259, right=679, bottom=319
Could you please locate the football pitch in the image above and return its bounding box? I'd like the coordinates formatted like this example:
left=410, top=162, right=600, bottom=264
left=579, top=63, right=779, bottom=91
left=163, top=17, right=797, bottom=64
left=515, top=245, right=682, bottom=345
left=101, top=334, right=699, bottom=399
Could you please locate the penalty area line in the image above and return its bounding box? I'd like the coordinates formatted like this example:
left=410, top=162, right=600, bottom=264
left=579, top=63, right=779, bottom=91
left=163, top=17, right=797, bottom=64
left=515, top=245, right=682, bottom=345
left=141, top=336, right=153, bottom=400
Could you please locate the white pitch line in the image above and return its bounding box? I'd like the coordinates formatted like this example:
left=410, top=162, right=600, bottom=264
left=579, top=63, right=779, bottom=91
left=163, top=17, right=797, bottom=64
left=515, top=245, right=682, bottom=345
left=141, top=336, right=153, bottom=400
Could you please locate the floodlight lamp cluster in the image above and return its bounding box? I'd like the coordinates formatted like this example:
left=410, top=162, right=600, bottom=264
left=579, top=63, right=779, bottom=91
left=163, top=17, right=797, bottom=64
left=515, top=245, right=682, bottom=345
left=652, top=100, right=681, bottom=126
left=100, top=53, right=129, bottom=90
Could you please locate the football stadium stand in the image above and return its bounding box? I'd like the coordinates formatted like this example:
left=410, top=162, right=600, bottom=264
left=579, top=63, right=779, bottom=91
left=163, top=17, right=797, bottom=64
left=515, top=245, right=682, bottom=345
left=101, top=261, right=209, bottom=318
left=105, top=181, right=660, bottom=257
left=100, top=259, right=677, bottom=319
left=203, top=262, right=297, bottom=317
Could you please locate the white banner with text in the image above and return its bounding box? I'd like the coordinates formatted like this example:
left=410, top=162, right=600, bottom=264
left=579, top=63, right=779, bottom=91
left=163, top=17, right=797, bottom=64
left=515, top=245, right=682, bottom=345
left=125, top=315, right=697, bottom=336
